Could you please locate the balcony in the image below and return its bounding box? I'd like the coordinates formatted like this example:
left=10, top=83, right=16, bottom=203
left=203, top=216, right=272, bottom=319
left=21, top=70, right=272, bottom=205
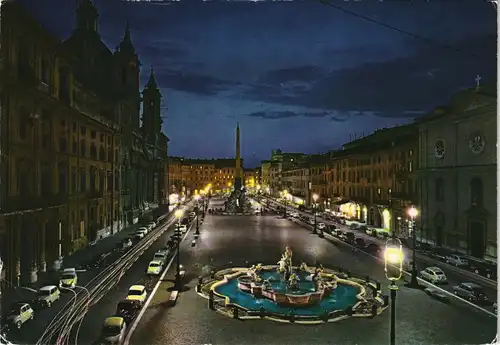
left=2, top=194, right=68, bottom=213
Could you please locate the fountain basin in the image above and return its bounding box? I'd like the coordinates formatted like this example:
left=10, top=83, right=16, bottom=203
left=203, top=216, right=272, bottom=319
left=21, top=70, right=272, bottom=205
left=212, top=266, right=363, bottom=316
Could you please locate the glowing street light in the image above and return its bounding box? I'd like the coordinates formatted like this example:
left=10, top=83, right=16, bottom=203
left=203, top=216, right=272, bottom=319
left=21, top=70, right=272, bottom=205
left=384, top=237, right=403, bottom=345
left=174, top=209, right=184, bottom=289
left=312, top=193, right=319, bottom=234
left=407, top=206, right=420, bottom=288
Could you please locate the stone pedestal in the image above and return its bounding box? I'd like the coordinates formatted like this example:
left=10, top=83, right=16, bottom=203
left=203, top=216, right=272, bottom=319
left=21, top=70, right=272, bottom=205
left=29, top=269, right=38, bottom=284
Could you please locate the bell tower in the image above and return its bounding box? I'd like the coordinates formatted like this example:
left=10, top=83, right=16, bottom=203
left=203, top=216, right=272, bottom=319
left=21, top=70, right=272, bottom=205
left=75, top=0, right=99, bottom=35
left=142, top=67, right=162, bottom=143
left=114, top=20, right=141, bottom=129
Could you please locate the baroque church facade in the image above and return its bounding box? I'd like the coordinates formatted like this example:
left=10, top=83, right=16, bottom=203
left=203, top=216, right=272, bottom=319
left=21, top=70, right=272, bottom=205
left=0, top=0, right=169, bottom=285
left=416, top=83, right=496, bottom=260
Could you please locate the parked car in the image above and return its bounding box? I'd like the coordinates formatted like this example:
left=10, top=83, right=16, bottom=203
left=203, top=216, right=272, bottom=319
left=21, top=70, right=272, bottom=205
left=429, top=247, right=451, bottom=261
left=365, top=243, right=382, bottom=258
left=446, top=254, right=469, bottom=267
left=147, top=260, right=164, bottom=276
left=317, top=223, right=326, bottom=230
left=452, top=282, right=488, bottom=303
left=97, top=317, right=127, bottom=345
left=419, top=267, right=447, bottom=284
left=115, top=300, right=141, bottom=324
left=355, top=238, right=366, bottom=249
left=36, top=285, right=61, bottom=308
left=126, top=285, right=148, bottom=305
left=467, top=259, right=496, bottom=279
left=120, top=238, right=133, bottom=250
left=7, top=303, right=34, bottom=329
left=134, top=229, right=147, bottom=240
left=153, top=250, right=169, bottom=264
left=178, top=224, right=188, bottom=233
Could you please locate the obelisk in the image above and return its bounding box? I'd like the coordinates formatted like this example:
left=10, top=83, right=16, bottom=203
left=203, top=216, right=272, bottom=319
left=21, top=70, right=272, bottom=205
left=234, top=122, right=242, bottom=190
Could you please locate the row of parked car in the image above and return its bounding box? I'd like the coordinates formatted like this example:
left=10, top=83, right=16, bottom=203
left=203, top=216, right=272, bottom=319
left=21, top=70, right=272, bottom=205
left=94, top=212, right=195, bottom=345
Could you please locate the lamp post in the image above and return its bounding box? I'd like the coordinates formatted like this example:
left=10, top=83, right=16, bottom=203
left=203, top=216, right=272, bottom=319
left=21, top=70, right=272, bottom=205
left=407, top=206, right=420, bottom=288
left=194, top=195, right=200, bottom=235
left=384, top=237, right=404, bottom=345
left=266, top=187, right=270, bottom=208
left=312, top=193, right=319, bottom=234
left=283, top=190, right=288, bottom=218
left=174, top=209, right=184, bottom=290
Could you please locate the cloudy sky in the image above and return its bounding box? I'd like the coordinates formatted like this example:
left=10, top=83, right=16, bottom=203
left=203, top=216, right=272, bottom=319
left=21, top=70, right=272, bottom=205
left=19, top=0, right=497, bottom=167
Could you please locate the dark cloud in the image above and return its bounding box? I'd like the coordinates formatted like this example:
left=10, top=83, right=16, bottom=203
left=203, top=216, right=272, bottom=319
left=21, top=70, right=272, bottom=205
left=149, top=68, right=238, bottom=96
left=246, top=110, right=333, bottom=120
left=244, top=34, right=497, bottom=118
left=137, top=43, right=187, bottom=60
left=259, top=65, right=324, bottom=84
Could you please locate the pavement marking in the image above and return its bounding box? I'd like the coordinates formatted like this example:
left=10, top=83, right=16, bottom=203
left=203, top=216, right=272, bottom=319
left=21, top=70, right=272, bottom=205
left=123, top=219, right=195, bottom=345
left=260, top=198, right=497, bottom=318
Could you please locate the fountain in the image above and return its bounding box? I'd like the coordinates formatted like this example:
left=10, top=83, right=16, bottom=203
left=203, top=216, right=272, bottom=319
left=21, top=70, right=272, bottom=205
left=198, top=246, right=388, bottom=323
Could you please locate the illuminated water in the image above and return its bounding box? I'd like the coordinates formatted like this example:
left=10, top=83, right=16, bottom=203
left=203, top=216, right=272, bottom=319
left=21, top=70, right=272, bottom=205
left=214, top=270, right=360, bottom=316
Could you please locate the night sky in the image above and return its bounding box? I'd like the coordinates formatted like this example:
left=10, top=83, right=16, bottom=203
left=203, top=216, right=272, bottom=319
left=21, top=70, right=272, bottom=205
left=16, top=0, right=497, bottom=167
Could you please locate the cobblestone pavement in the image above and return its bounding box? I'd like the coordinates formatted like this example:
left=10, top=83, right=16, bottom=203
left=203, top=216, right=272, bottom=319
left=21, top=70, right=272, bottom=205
left=129, top=198, right=497, bottom=345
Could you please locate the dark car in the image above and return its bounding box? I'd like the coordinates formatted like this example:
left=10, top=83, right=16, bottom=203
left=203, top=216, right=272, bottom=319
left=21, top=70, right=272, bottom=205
left=468, top=259, right=497, bottom=280
left=452, top=282, right=488, bottom=303
left=355, top=237, right=366, bottom=249
left=429, top=247, right=451, bottom=261
left=365, top=243, right=382, bottom=258
left=115, top=300, right=140, bottom=323
left=345, top=232, right=356, bottom=244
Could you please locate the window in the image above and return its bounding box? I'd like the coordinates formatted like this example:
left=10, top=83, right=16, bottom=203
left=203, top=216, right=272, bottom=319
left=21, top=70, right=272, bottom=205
left=18, top=167, right=29, bottom=197
left=58, top=169, right=67, bottom=194
left=60, top=137, right=67, bottom=152
left=100, top=134, right=105, bottom=142
left=19, top=108, right=29, bottom=140
left=408, top=161, right=413, bottom=172
left=107, top=172, right=113, bottom=192
left=41, top=58, right=49, bottom=84
left=80, top=126, right=86, bottom=136
left=90, top=167, right=97, bottom=192
left=99, top=170, right=105, bottom=192
left=41, top=169, right=51, bottom=197
left=80, top=140, right=86, bottom=156
left=90, top=144, right=97, bottom=159
left=435, top=178, right=444, bottom=201
left=72, top=140, right=78, bottom=154
left=80, top=169, right=87, bottom=192
left=470, top=178, right=483, bottom=207
left=71, top=167, right=77, bottom=193
left=91, top=130, right=97, bottom=139
left=99, top=146, right=105, bottom=160
left=114, top=170, right=120, bottom=191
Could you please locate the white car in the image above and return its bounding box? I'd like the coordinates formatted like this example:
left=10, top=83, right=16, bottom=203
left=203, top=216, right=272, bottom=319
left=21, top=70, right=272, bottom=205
left=126, top=285, right=148, bottom=305
left=153, top=251, right=168, bottom=264
left=134, top=229, right=147, bottom=240
left=178, top=224, right=188, bottom=233
left=148, top=221, right=156, bottom=229
left=446, top=254, right=468, bottom=267
left=138, top=227, right=149, bottom=234
left=7, top=302, right=34, bottom=329
left=147, top=260, right=164, bottom=275
left=37, top=285, right=61, bottom=308
left=420, top=267, right=447, bottom=284
left=317, top=223, right=326, bottom=230
left=59, top=268, right=78, bottom=289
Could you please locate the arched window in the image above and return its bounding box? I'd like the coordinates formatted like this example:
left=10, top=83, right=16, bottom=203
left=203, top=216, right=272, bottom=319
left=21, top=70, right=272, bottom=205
left=58, top=162, right=67, bottom=194
left=80, top=168, right=87, bottom=192
left=470, top=178, right=483, bottom=207
left=435, top=178, right=444, bottom=201
left=90, top=144, right=97, bottom=160
left=99, top=146, right=105, bottom=161
left=80, top=140, right=86, bottom=157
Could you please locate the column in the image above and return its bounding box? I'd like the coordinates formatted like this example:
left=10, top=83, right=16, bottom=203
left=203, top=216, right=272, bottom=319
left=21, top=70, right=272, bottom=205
left=38, top=221, right=47, bottom=272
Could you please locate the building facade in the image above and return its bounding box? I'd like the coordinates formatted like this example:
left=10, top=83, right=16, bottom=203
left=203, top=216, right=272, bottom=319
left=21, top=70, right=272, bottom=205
left=0, top=1, right=168, bottom=286
left=328, top=124, right=418, bottom=235
left=260, top=160, right=271, bottom=190
left=416, top=85, right=496, bottom=259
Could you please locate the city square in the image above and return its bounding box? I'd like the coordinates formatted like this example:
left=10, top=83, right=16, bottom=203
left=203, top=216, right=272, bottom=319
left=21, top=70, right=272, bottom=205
left=0, top=1, right=497, bottom=345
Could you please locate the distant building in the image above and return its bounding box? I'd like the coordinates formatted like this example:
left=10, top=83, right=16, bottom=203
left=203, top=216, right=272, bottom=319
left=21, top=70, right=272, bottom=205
left=416, top=84, right=496, bottom=260
left=265, top=150, right=308, bottom=196
left=166, top=157, right=244, bottom=195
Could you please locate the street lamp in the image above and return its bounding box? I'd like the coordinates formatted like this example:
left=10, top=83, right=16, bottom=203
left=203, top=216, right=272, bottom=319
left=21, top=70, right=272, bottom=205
left=407, top=206, right=420, bottom=288
left=194, top=195, right=201, bottom=235
left=174, top=209, right=184, bottom=290
left=312, top=193, right=319, bottom=234
left=283, top=190, right=288, bottom=218
left=384, top=237, right=404, bottom=345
